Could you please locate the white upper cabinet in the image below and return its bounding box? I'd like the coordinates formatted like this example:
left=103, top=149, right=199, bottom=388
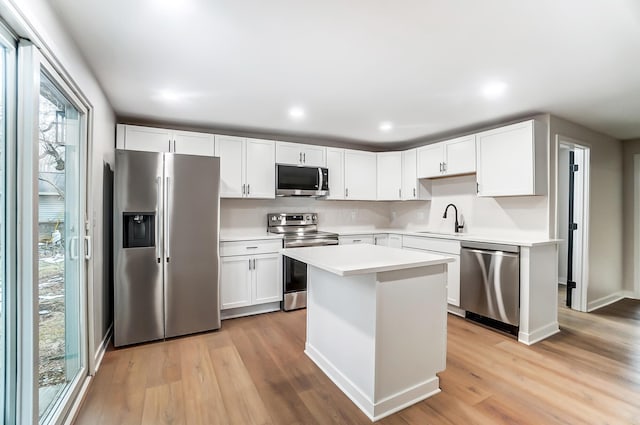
left=215, top=135, right=275, bottom=199
left=444, top=135, right=476, bottom=175
left=476, top=120, right=547, bottom=197
left=344, top=149, right=377, bottom=200
left=376, top=152, right=402, bottom=200
left=326, top=148, right=345, bottom=200
left=245, top=138, right=276, bottom=199
left=276, top=141, right=326, bottom=167
left=116, top=124, right=171, bottom=152
left=116, top=124, right=215, bottom=156
left=173, top=130, right=215, bottom=156
left=417, top=135, right=475, bottom=178
left=416, top=143, right=444, bottom=178
left=401, top=149, right=431, bottom=200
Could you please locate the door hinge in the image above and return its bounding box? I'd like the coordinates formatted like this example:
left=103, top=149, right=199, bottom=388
left=570, top=222, right=578, bottom=230
left=570, top=164, right=579, bottom=172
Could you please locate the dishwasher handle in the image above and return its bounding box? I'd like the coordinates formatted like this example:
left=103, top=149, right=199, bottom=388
left=460, top=240, right=519, bottom=254
left=462, top=248, right=519, bottom=258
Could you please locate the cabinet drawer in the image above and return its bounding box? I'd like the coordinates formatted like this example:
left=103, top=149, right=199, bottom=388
left=220, top=239, right=282, bottom=257
left=339, top=234, right=375, bottom=245
left=402, top=235, right=460, bottom=254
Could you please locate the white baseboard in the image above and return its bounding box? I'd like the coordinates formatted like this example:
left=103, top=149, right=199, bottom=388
left=221, top=302, right=281, bottom=320
left=623, top=290, right=639, bottom=300
left=587, top=292, right=626, bottom=312
left=93, top=324, right=112, bottom=375
left=305, top=343, right=440, bottom=421
left=518, top=321, right=560, bottom=345
left=447, top=304, right=465, bottom=317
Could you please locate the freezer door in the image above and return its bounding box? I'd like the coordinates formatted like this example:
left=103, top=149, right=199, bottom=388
left=164, top=154, right=221, bottom=337
left=114, top=150, right=165, bottom=346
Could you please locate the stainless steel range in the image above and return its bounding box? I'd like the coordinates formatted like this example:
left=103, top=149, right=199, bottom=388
left=268, top=213, right=338, bottom=311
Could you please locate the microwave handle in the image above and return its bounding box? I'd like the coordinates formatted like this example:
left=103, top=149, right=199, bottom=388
left=318, top=167, right=323, bottom=190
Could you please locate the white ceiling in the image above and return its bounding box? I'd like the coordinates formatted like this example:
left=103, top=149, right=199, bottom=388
left=48, top=0, right=640, bottom=144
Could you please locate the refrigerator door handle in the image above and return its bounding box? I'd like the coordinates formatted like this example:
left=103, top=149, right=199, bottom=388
left=84, top=235, right=92, bottom=260
left=165, top=176, right=171, bottom=262
left=156, top=176, right=162, bottom=262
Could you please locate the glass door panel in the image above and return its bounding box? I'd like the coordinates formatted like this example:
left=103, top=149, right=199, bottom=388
left=0, top=40, right=6, bottom=424
left=37, top=72, right=82, bottom=420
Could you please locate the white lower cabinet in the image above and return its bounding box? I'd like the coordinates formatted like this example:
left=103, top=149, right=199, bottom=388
left=220, top=240, right=282, bottom=317
left=373, top=234, right=388, bottom=246
left=339, top=234, right=375, bottom=245
left=402, top=236, right=461, bottom=307
left=388, top=234, right=403, bottom=248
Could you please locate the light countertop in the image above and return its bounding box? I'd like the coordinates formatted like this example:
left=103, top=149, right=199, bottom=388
left=319, top=227, right=560, bottom=247
left=281, top=244, right=454, bottom=277
left=220, top=232, right=283, bottom=242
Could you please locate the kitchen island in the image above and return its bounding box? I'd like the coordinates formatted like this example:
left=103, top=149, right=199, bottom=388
left=281, top=244, right=454, bottom=421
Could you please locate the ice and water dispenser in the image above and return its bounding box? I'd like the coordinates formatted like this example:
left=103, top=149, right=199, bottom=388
left=123, top=213, right=155, bottom=248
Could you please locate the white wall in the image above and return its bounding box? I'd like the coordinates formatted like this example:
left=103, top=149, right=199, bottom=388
left=221, top=198, right=390, bottom=234
left=622, top=139, right=640, bottom=297
left=7, top=0, right=116, bottom=365
left=389, top=175, right=548, bottom=239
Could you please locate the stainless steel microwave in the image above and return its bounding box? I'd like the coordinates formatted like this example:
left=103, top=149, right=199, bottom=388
left=276, top=164, right=329, bottom=197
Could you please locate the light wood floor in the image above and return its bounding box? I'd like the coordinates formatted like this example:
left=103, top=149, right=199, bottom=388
left=74, top=290, right=640, bottom=424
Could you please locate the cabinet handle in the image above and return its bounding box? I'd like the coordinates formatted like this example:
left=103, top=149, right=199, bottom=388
left=246, top=246, right=258, bottom=249
left=345, top=188, right=349, bottom=198
left=247, top=184, right=250, bottom=195
left=303, top=152, right=306, bottom=163
left=252, top=258, right=256, bottom=269
left=413, top=187, right=416, bottom=197
left=353, top=239, right=362, bottom=243
left=299, top=152, right=303, bottom=163
left=399, top=188, right=402, bottom=198
left=443, top=162, right=447, bottom=173
left=439, top=162, right=443, bottom=172
left=242, top=183, right=245, bottom=195
left=249, top=259, right=252, bottom=270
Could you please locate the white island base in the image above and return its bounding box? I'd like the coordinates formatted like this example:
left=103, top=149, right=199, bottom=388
left=283, top=245, right=452, bottom=422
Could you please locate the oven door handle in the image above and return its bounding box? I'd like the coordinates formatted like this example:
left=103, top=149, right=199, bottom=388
left=285, top=239, right=339, bottom=248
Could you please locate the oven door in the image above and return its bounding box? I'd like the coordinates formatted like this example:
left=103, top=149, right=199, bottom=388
left=276, top=164, right=328, bottom=196
left=283, top=256, right=307, bottom=294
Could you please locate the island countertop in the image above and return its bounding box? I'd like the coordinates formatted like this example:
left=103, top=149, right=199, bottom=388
left=281, top=244, right=454, bottom=277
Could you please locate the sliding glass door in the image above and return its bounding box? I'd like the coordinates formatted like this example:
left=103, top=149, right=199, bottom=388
left=19, top=43, right=89, bottom=425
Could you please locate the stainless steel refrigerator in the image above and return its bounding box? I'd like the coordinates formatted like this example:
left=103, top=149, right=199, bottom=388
left=114, top=150, right=220, bottom=347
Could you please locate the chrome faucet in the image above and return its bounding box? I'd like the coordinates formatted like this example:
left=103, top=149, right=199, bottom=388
left=442, top=203, right=464, bottom=233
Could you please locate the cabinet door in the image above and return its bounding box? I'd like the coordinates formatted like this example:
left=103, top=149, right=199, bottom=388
left=444, top=135, right=475, bottom=176
left=245, top=138, right=275, bottom=199
left=124, top=125, right=171, bottom=152
left=376, top=152, right=402, bottom=200
left=476, top=121, right=535, bottom=196
left=388, top=234, right=403, bottom=248
left=173, top=130, right=215, bottom=156
left=326, top=148, right=345, bottom=200
left=417, top=143, right=444, bottom=178
left=300, top=145, right=326, bottom=167
left=253, top=254, right=282, bottom=305
left=402, top=149, right=418, bottom=200
left=220, top=256, right=252, bottom=310
left=275, top=141, right=303, bottom=165
left=215, top=135, right=245, bottom=198
left=344, top=150, right=377, bottom=200
left=373, top=234, right=389, bottom=246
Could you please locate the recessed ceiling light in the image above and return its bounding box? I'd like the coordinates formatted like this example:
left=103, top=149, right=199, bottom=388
left=379, top=122, right=393, bottom=132
left=158, top=90, right=180, bottom=101
left=289, top=107, right=306, bottom=119
left=481, top=81, right=508, bottom=99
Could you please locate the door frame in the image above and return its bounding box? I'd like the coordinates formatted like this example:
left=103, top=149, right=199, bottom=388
left=633, top=155, right=640, bottom=298
left=555, top=135, right=590, bottom=312
left=17, top=41, right=91, bottom=425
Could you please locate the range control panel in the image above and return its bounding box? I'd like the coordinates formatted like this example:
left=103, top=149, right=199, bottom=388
left=267, top=213, right=318, bottom=226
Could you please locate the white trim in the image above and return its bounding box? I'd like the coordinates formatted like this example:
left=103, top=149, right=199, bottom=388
left=587, top=292, right=626, bottom=312
left=518, top=322, right=560, bottom=345
left=92, top=325, right=112, bottom=374
left=220, top=302, right=281, bottom=320
left=555, top=135, right=590, bottom=312
left=305, top=343, right=440, bottom=421
left=446, top=305, right=465, bottom=317
left=634, top=155, right=640, bottom=298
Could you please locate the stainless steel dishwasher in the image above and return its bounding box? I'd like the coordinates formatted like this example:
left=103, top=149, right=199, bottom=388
left=460, top=241, right=520, bottom=334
